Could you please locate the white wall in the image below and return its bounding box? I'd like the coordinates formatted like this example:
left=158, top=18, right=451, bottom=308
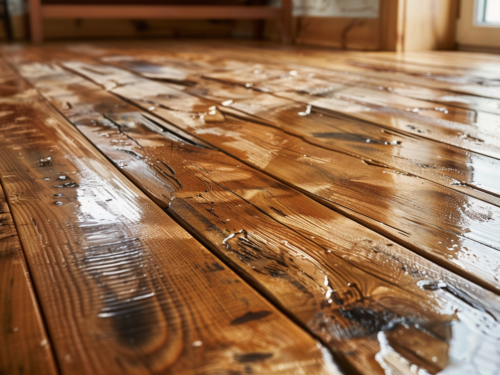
left=6, top=0, right=25, bottom=15
left=270, top=0, right=379, bottom=18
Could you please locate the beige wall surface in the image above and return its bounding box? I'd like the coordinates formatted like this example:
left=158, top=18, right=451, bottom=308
left=457, top=0, right=500, bottom=52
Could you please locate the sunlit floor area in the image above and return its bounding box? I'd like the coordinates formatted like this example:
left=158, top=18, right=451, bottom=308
left=1, top=40, right=500, bottom=375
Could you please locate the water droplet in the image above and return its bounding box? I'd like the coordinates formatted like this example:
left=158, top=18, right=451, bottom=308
left=245, top=83, right=253, bottom=88
left=38, top=157, right=52, bottom=167
left=54, top=201, right=63, bottom=206
left=44, top=177, right=50, bottom=181
left=434, top=107, right=449, bottom=114
left=54, top=194, right=63, bottom=197
left=450, top=179, right=464, bottom=186
left=417, top=279, right=446, bottom=290
left=298, top=105, right=312, bottom=116
left=57, top=176, right=68, bottom=180
left=192, top=341, right=202, bottom=347
left=55, top=182, right=78, bottom=188
left=221, top=99, right=233, bottom=106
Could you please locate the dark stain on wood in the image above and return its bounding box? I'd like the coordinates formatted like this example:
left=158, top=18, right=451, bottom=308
left=231, top=311, right=273, bottom=326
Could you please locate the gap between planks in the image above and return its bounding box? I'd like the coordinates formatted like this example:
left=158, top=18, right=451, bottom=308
left=0, top=57, right=339, bottom=375
left=2, top=45, right=500, bottom=374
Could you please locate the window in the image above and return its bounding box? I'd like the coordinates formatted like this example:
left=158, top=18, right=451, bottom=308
left=476, top=0, right=500, bottom=26
left=456, top=0, right=500, bottom=52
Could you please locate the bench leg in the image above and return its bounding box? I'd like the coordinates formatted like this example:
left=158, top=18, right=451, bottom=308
left=2, top=0, right=13, bottom=41
left=29, top=0, right=43, bottom=43
left=281, top=0, right=292, bottom=44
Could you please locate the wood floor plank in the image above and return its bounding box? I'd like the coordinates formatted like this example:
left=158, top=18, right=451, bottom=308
left=36, top=59, right=500, bottom=295
left=113, top=45, right=500, bottom=134
left=49, top=45, right=500, bottom=160
left=196, top=81, right=500, bottom=206
left=0, top=60, right=337, bottom=375
left=341, top=57, right=500, bottom=99
left=16, top=43, right=500, bottom=119
left=98, top=52, right=500, bottom=210
left=371, top=51, right=500, bottom=74
left=202, top=65, right=500, bottom=159
left=0, top=172, right=58, bottom=375
left=192, top=44, right=500, bottom=100
left=109, top=42, right=500, bottom=100
left=8, top=51, right=500, bottom=375
left=96, top=68, right=500, bottom=208
left=107, top=46, right=500, bottom=120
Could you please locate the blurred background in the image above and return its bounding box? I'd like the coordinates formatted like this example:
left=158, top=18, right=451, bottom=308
left=1, top=0, right=499, bottom=53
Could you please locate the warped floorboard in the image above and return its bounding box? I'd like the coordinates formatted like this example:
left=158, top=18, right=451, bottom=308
left=1, top=42, right=500, bottom=375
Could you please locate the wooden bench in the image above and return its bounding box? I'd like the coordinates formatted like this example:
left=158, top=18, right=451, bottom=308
left=28, top=0, right=292, bottom=43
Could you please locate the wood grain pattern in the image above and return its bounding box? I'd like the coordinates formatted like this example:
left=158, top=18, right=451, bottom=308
left=379, top=0, right=458, bottom=52
left=81, top=45, right=500, bottom=121
left=0, top=59, right=338, bottom=375
left=91, top=60, right=499, bottom=209
left=0, top=171, right=58, bottom=375
left=104, top=53, right=500, bottom=209
left=202, top=43, right=500, bottom=99
left=185, top=80, right=500, bottom=206
left=3, top=42, right=500, bottom=375
left=133, top=41, right=500, bottom=108
left=203, top=63, right=500, bottom=159
left=9, top=52, right=500, bottom=375
left=293, top=17, right=379, bottom=50
left=43, top=44, right=500, bottom=159
left=36, top=59, right=500, bottom=295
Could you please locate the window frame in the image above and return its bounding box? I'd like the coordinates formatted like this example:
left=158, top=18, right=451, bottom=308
left=475, top=0, right=500, bottom=28
left=456, top=0, right=500, bottom=51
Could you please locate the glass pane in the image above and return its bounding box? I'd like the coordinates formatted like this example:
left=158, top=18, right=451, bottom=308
left=484, top=0, right=500, bottom=23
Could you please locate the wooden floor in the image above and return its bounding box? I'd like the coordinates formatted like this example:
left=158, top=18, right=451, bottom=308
left=1, top=40, right=500, bottom=375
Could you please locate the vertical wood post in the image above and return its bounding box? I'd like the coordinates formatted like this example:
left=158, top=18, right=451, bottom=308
left=379, top=0, right=458, bottom=51
left=281, top=0, right=292, bottom=44
left=379, top=0, right=406, bottom=51
left=29, top=0, right=43, bottom=43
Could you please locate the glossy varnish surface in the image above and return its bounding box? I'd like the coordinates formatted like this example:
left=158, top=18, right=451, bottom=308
left=36, top=58, right=500, bottom=294
left=0, top=162, right=58, bottom=375
left=0, top=58, right=336, bottom=375
left=1, top=42, right=500, bottom=375
left=21, top=59, right=500, bottom=375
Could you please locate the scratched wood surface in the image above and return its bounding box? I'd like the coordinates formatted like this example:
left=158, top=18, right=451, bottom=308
left=24, top=45, right=500, bottom=207
left=98, top=43, right=500, bottom=157
left=24, top=57, right=500, bottom=297
left=0, top=164, right=58, bottom=375
left=2, top=42, right=500, bottom=375
left=11, top=55, right=500, bottom=375
left=0, top=59, right=58, bottom=375
left=0, top=59, right=338, bottom=375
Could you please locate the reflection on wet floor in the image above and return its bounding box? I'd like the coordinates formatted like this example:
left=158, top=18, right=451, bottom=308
left=2, top=43, right=500, bottom=375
